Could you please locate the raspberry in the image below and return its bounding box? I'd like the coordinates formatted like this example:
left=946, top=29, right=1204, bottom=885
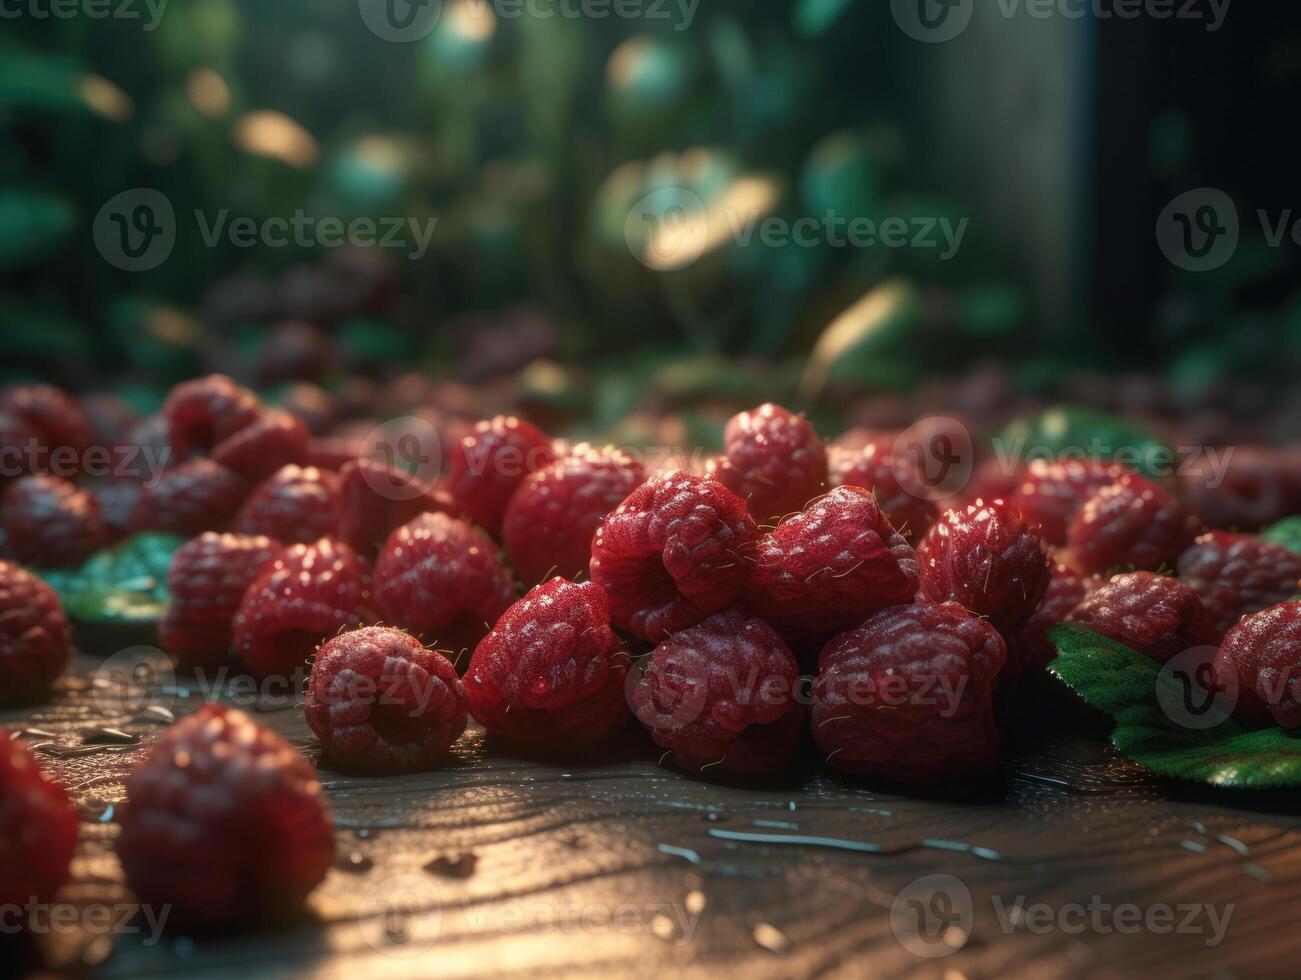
left=91, top=479, right=142, bottom=540
left=962, top=458, right=1024, bottom=509
left=372, top=513, right=517, bottom=656
left=336, top=458, right=452, bottom=558
left=1066, top=474, right=1202, bottom=575
left=1180, top=446, right=1298, bottom=532
left=631, top=609, right=803, bottom=777
left=1009, top=459, right=1128, bottom=545
left=916, top=499, right=1051, bottom=633
left=812, top=601, right=1006, bottom=784
left=0, top=562, right=71, bottom=705
left=115, top=704, right=334, bottom=929
left=1177, top=531, right=1301, bottom=637
left=1067, top=571, right=1216, bottom=663
left=306, top=626, right=467, bottom=772
left=705, top=404, right=827, bottom=524
left=0, top=409, right=42, bottom=481
left=589, top=472, right=758, bottom=642
left=463, top=579, right=629, bottom=749
left=745, top=486, right=920, bottom=641
left=210, top=409, right=309, bottom=484
left=0, top=736, right=78, bottom=910
left=1215, top=602, right=1301, bottom=730
left=2, top=474, right=109, bottom=566
left=159, top=532, right=283, bottom=670
left=233, top=464, right=341, bottom=544
left=1003, top=563, right=1100, bottom=688
left=232, top=537, right=371, bottom=679
left=162, top=374, right=262, bottom=460
left=445, top=415, right=555, bottom=538
left=502, top=444, right=646, bottom=584
left=0, top=383, right=93, bottom=461
left=304, top=436, right=362, bottom=473
left=131, top=459, right=247, bottom=536
left=829, top=443, right=938, bottom=541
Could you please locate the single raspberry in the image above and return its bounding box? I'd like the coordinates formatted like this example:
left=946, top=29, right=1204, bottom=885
left=1177, top=531, right=1301, bottom=637
left=812, top=601, right=1006, bottom=784
left=745, top=486, right=920, bottom=641
left=0, top=736, right=78, bottom=910
left=131, top=459, right=247, bottom=536
left=589, top=472, right=758, bottom=642
left=631, top=609, right=802, bottom=777
left=1009, top=459, right=1129, bottom=545
left=306, top=626, right=467, bottom=772
left=232, top=537, right=371, bottom=679
left=233, top=465, right=341, bottom=544
left=336, top=459, right=452, bottom=558
left=1067, top=474, right=1202, bottom=575
left=2, top=474, right=109, bottom=566
left=961, top=458, right=1024, bottom=510
left=0, top=383, right=93, bottom=461
left=210, top=409, right=309, bottom=485
left=444, top=415, right=555, bottom=538
left=372, top=513, right=517, bottom=656
left=1180, top=446, right=1298, bottom=532
left=916, top=499, right=1051, bottom=633
left=502, top=444, right=646, bottom=584
left=115, top=704, right=334, bottom=929
left=705, top=403, right=827, bottom=524
left=162, top=374, right=261, bottom=460
left=1215, top=602, right=1301, bottom=730
left=0, top=561, right=71, bottom=704
left=1003, top=563, right=1101, bottom=688
left=159, top=532, right=283, bottom=670
left=463, top=578, right=628, bottom=749
left=829, top=443, right=938, bottom=541
left=1067, top=571, right=1216, bottom=663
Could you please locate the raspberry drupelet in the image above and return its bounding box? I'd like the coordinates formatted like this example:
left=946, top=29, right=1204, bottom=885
left=705, top=403, right=827, bottom=525
left=0, top=561, right=72, bottom=704
left=444, top=415, right=555, bottom=538
left=1067, top=571, right=1216, bottom=663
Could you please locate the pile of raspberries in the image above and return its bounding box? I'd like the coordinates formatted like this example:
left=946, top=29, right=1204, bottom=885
left=4, top=378, right=1301, bottom=928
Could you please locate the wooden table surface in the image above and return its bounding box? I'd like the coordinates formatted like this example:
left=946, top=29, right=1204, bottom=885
left=6, top=652, right=1300, bottom=980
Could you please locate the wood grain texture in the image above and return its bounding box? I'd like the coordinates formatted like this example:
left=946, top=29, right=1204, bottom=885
left=6, top=653, right=1301, bottom=980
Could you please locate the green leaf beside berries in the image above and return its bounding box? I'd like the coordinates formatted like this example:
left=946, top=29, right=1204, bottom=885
left=1048, top=624, right=1301, bottom=789
left=36, top=533, right=182, bottom=625
left=1260, top=517, right=1301, bottom=556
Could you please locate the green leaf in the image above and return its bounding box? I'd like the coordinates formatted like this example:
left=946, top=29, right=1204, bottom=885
left=998, top=407, right=1171, bottom=478
left=1048, top=625, right=1301, bottom=788
left=1261, top=517, right=1301, bottom=556
left=0, top=189, right=76, bottom=269
left=37, top=533, right=182, bottom=626
left=800, top=279, right=921, bottom=399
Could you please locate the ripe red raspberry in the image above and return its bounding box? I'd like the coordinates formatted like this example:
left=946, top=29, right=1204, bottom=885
left=1067, top=571, right=1216, bottom=663
left=115, top=704, right=334, bottom=929
left=210, top=409, right=309, bottom=484
left=1214, top=602, right=1301, bottom=730
left=2, top=474, right=109, bottom=566
left=306, top=626, right=467, bottom=773
left=0, top=561, right=71, bottom=705
left=916, top=499, right=1051, bottom=633
left=1066, top=474, right=1202, bottom=575
left=232, top=537, right=371, bottom=679
left=0, top=736, right=78, bottom=910
left=1009, top=459, right=1128, bottom=545
left=159, top=532, right=283, bottom=670
left=1177, top=531, right=1301, bottom=638
left=464, top=578, right=629, bottom=749
left=962, top=458, right=1024, bottom=510
left=705, top=403, right=827, bottom=524
left=631, top=609, right=803, bottom=777
left=0, top=383, right=93, bottom=461
left=1003, top=563, right=1101, bottom=688
left=131, top=459, right=247, bottom=536
left=336, top=458, right=451, bottom=558
left=1180, top=446, right=1298, bottom=532
left=233, top=464, right=341, bottom=544
left=829, top=443, right=938, bottom=541
left=589, top=472, right=758, bottom=642
left=162, top=374, right=262, bottom=460
left=445, top=415, right=555, bottom=538
left=812, top=601, right=1006, bottom=784
left=373, top=513, right=517, bottom=656
left=745, top=485, right=920, bottom=641
left=502, top=444, right=646, bottom=584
